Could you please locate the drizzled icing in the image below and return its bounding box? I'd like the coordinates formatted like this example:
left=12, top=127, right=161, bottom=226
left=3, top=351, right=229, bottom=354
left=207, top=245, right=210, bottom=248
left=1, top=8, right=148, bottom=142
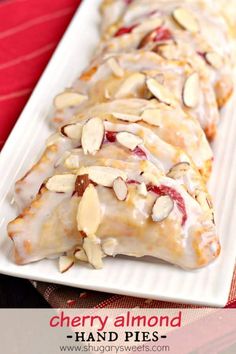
left=8, top=0, right=225, bottom=270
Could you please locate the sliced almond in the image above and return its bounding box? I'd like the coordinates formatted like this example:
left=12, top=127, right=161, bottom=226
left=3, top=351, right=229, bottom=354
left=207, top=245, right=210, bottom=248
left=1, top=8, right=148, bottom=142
left=154, top=43, right=178, bottom=60
left=46, top=133, right=62, bottom=146
left=102, top=238, right=118, bottom=256
left=142, top=172, right=159, bottom=185
left=83, top=235, right=104, bottom=269
left=61, top=123, right=82, bottom=141
left=146, top=78, right=176, bottom=106
left=74, top=248, right=88, bottom=262
left=167, top=162, right=190, bottom=179
left=195, top=190, right=212, bottom=212
left=112, top=112, right=140, bottom=123
left=64, top=154, right=80, bottom=169
left=137, top=182, right=147, bottom=197
left=104, top=88, right=112, bottom=99
left=205, top=52, right=223, bottom=69
left=78, top=166, right=127, bottom=187
left=75, top=174, right=90, bottom=197
left=116, top=131, right=143, bottom=151
left=59, top=256, right=74, bottom=273
left=172, top=7, right=199, bottom=33
left=114, top=73, right=146, bottom=98
left=54, top=92, right=88, bottom=110
left=141, top=109, right=163, bottom=126
left=183, top=72, right=200, bottom=108
left=46, top=174, right=76, bottom=193
left=107, top=57, right=124, bottom=77
left=113, top=177, right=128, bottom=201
left=195, top=190, right=215, bottom=222
left=152, top=195, right=174, bottom=222
left=81, top=117, right=105, bottom=155
left=77, top=184, right=101, bottom=235
left=154, top=73, right=165, bottom=85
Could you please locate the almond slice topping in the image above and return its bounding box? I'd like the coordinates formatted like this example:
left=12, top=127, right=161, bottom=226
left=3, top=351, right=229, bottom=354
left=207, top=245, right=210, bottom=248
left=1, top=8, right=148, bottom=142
left=59, top=256, right=74, bottom=273
left=152, top=195, right=174, bottom=222
left=114, top=73, right=146, bottom=98
left=172, top=8, right=199, bottom=33
left=112, top=112, right=140, bottom=122
left=46, top=174, right=76, bottom=193
left=142, top=172, right=159, bottom=185
left=141, top=109, right=163, bottom=126
left=77, top=166, right=127, bottom=187
left=61, top=123, right=83, bottom=141
left=113, top=177, right=128, bottom=201
left=74, top=248, right=88, bottom=262
left=83, top=235, right=104, bottom=269
left=146, top=78, right=176, bottom=106
left=183, top=73, right=200, bottom=108
left=167, top=162, right=190, bottom=179
left=107, top=57, right=124, bottom=77
left=205, top=52, right=223, bottom=69
left=77, top=184, right=101, bottom=235
left=154, top=43, right=178, bottom=60
left=116, top=131, right=143, bottom=150
left=54, top=92, right=87, bottom=110
left=195, top=190, right=212, bottom=213
left=137, top=182, right=148, bottom=197
left=81, top=117, right=105, bottom=155
left=75, top=174, right=90, bottom=197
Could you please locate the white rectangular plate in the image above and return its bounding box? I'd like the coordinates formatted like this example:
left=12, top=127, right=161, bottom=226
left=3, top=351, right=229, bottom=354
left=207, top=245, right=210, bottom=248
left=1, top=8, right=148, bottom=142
left=0, top=0, right=235, bottom=307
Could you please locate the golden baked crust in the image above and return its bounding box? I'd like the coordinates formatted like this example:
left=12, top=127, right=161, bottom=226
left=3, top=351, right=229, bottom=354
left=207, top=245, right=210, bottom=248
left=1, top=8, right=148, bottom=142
left=9, top=0, right=233, bottom=271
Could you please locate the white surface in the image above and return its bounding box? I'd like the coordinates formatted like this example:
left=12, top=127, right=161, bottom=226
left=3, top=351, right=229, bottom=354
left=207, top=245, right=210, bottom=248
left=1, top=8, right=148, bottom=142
left=0, top=0, right=235, bottom=307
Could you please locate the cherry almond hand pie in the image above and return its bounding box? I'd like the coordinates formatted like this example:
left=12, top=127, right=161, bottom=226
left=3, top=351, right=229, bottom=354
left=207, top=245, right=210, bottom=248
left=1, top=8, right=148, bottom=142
left=9, top=118, right=219, bottom=269
left=8, top=0, right=234, bottom=271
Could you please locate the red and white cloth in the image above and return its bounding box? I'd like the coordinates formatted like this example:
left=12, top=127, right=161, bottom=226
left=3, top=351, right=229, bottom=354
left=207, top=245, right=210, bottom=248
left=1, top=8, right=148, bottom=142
left=0, top=0, right=235, bottom=309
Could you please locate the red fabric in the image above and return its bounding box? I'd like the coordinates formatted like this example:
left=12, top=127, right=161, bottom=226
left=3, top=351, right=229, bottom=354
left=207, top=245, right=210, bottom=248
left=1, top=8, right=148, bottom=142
left=0, top=0, right=80, bottom=149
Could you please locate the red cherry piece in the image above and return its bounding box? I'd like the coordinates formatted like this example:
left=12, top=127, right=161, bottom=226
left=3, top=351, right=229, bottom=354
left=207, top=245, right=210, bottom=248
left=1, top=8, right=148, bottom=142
left=147, top=184, right=187, bottom=225
left=154, top=27, right=172, bottom=42
left=105, top=131, right=117, bottom=143
left=133, top=146, right=147, bottom=159
left=127, top=179, right=141, bottom=185
left=114, top=24, right=138, bottom=37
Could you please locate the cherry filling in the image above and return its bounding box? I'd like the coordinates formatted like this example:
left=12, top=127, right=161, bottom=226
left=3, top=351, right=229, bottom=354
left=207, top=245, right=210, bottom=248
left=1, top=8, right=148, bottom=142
left=147, top=184, right=187, bottom=225
left=105, top=131, right=117, bottom=142
left=153, top=27, right=173, bottom=42
left=139, top=26, right=173, bottom=49
left=114, top=24, right=138, bottom=37
left=124, top=0, right=133, bottom=4
left=127, top=179, right=141, bottom=185
left=133, top=146, right=147, bottom=158
left=105, top=131, right=147, bottom=159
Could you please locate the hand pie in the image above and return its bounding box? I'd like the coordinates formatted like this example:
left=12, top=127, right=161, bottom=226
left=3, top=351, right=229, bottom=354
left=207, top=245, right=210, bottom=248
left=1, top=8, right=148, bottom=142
left=99, top=0, right=233, bottom=109
left=8, top=0, right=232, bottom=272
left=8, top=119, right=219, bottom=269
left=71, top=51, right=220, bottom=139
left=56, top=98, right=213, bottom=178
